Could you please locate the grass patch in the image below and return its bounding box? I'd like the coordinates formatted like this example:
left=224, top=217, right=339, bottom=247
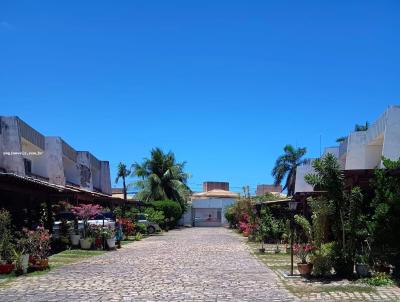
left=248, top=241, right=379, bottom=297
left=0, top=249, right=105, bottom=288
left=281, top=279, right=377, bottom=296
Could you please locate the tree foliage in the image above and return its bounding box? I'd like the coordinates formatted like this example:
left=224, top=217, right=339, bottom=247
left=369, top=157, right=400, bottom=275
left=305, top=153, right=364, bottom=276
left=115, top=162, right=130, bottom=200
left=149, top=200, right=182, bottom=227
left=132, top=148, right=190, bottom=208
left=272, top=144, right=307, bottom=196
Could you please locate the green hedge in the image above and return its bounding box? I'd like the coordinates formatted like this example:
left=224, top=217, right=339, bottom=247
left=149, top=200, right=182, bottom=227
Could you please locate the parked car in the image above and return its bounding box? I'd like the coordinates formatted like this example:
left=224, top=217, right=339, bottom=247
left=135, top=213, right=161, bottom=234
left=52, top=211, right=115, bottom=238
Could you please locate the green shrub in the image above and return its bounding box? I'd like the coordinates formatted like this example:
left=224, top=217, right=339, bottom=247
left=224, top=205, right=236, bottom=228
left=0, top=209, right=13, bottom=262
left=144, top=208, right=165, bottom=225
left=363, top=272, right=394, bottom=286
left=136, top=223, right=147, bottom=235
left=149, top=200, right=182, bottom=227
left=312, top=242, right=335, bottom=277
left=134, top=233, right=143, bottom=241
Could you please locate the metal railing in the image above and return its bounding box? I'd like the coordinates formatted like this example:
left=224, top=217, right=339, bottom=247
left=17, top=118, right=45, bottom=150
left=62, top=139, right=77, bottom=162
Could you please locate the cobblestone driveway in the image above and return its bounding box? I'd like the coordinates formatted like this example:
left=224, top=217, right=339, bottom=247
left=0, top=228, right=296, bottom=302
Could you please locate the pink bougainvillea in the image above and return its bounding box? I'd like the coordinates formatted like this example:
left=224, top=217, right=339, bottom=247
left=71, top=204, right=102, bottom=238
left=71, top=204, right=102, bottom=220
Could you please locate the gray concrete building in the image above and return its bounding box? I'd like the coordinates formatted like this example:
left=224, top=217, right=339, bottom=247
left=0, top=116, right=111, bottom=195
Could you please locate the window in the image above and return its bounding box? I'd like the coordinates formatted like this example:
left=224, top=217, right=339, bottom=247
left=24, top=158, right=32, bottom=174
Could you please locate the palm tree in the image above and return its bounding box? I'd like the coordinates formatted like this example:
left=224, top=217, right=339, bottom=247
left=131, top=148, right=190, bottom=207
left=115, top=162, right=130, bottom=201
left=272, top=144, right=307, bottom=197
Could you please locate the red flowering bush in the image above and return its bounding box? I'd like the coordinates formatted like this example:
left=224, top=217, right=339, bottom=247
left=238, top=213, right=257, bottom=235
left=293, top=243, right=317, bottom=264
left=24, top=227, right=51, bottom=260
left=71, top=204, right=102, bottom=238
left=119, top=218, right=135, bottom=236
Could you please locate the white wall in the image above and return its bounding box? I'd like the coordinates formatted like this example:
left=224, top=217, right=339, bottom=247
left=382, top=106, right=400, bottom=163
left=294, top=160, right=315, bottom=193
left=45, top=137, right=66, bottom=185
left=345, top=132, right=368, bottom=170
left=191, top=198, right=236, bottom=225
left=63, top=156, right=80, bottom=185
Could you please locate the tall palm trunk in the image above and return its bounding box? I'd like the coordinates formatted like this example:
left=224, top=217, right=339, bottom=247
left=122, top=176, right=127, bottom=201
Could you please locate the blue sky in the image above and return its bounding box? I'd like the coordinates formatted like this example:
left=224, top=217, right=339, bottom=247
left=1, top=1, right=399, bottom=193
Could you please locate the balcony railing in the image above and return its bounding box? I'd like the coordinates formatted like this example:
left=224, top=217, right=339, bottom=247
left=62, top=139, right=77, bottom=162
left=17, top=118, right=45, bottom=150
left=89, top=153, right=101, bottom=170
left=365, top=109, right=387, bottom=144
left=339, top=138, right=348, bottom=159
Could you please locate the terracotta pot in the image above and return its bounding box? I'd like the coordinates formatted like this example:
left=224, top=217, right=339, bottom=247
left=297, top=263, right=313, bottom=276
left=0, top=263, right=15, bottom=274
left=29, top=258, right=49, bottom=271
left=243, top=231, right=250, bottom=237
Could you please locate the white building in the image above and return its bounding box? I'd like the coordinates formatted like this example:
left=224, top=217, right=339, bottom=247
left=295, top=105, right=400, bottom=193
left=0, top=116, right=111, bottom=195
left=181, top=182, right=239, bottom=227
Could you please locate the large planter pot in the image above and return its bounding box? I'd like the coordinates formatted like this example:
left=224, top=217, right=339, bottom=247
left=0, top=263, right=15, bottom=274
left=106, top=238, right=116, bottom=249
left=80, top=238, right=92, bottom=250
left=22, top=254, right=29, bottom=274
left=242, top=231, right=250, bottom=237
left=356, top=263, right=370, bottom=278
left=29, top=258, right=49, bottom=271
left=297, top=263, right=313, bottom=276
left=70, top=234, right=81, bottom=246
left=334, top=262, right=354, bottom=278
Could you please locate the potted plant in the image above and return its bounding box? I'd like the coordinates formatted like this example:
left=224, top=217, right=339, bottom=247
left=88, top=225, right=103, bottom=249
left=0, top=209, right=14, bottom=274
left=71, top=204, right=102, bottom=250
left=14, top=234, right=31, bottom=275
left=12, top=248, right=26, bottom=276
left=102, top=226, right=116, bottom=249
left=26, top=227, right=51, bottom=270
left=294, top=243, right=317, bottom=276
left=255, top=223, right=267, bottom=253
left=70, top=217, right=81, bottom=246
left=355, top=254, right=370, bottom=278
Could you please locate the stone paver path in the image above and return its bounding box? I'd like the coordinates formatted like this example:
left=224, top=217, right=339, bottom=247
left=0, top=228, right=296, bottom=302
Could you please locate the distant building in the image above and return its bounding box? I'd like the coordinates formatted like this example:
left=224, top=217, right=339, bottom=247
left=111, top=188, right=136, bottom=200
left=295, top=105, right=400, bottom=194
left=203, top=181, right=229, bottom=192
left=0, top=116, right=111, bottom=195
left=256, top=184, right=282, bottom=196
left=181, top=181, right=239, bottom=227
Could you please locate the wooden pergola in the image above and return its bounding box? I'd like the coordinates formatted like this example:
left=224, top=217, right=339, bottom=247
left=0, top=172, right=130, bottom=231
